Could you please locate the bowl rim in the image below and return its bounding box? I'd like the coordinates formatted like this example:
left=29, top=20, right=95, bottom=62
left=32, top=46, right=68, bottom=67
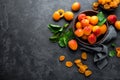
left=72, top=10, right=109, bottom=45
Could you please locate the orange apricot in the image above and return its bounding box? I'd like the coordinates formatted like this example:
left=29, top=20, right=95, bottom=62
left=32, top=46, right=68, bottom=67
left=100, top=24, right=107, bottom=34
left=52, top=11, right=61, bottom=21
left=76, top=22, right=82, bottom=29
left=90, top=16, right=98, bottom=25
left=115, top=21, right=120, bottom=30
left=74, top=29, right=84, bottom=37
left=59, top=55, right=65, bottom=62
left=65, top=61, right=73, bottom=68
left=81, top=19, right=90, bottom=27
left=83, top=26, right=92, bottom=36
left=64, top=11, right=74, bottom=21
left=68, top=39, right=78, bottom=51
left=71, top=2, right=81, bottom=11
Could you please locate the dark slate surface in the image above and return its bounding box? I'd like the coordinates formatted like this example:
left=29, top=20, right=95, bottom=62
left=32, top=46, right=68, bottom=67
left=0, top=0, right=120, bottom=80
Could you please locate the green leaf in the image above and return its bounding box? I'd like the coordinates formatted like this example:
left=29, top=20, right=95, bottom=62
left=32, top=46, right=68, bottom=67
left=58, top=37, right=67, bottom=47
left=97, top=12, right=105, bottom=22
left=48, top=24, right=62, bottom=34
left=63, top=23, right=69, bottom=28
left=97, top=18, right=106, bottom=26
left=109, top=50, right=116, bottom=57
left=49, top=34, right=60, bottom=42
left=111, top=43, right=116, bottom=47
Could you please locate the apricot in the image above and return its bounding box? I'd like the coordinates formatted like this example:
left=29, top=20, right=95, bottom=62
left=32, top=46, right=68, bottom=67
left=71, top=2, right=81, bottom=11
left=85, top=70, right=92, bottom=77
left=52, top=11, right=61, bottom=21
left=68, top=39, right=78, bottom=51
left=74, top=29, right=84, bottom=37
left=90, top=16, right=98, bottom=25
left=64, top=11, right=74, bottom=21
left=92, top=26, right=101, bottom=37
left=81, top=52, right=87, bottom=60
left=76, top=22, right=82, bottom=29
left=78, top=14, right=86, bottom=21
left=115, top=21, right=120, bottom=30
left=104, top=4, right=110, bottom=10
left=100, top=24, right=107, bottom=34
left=59, top=55, right=65, bottom=62
left=88, top=34, right=97, bottom=44
left=65, top=61, right=73, bottom=68
left=74, top=59, right=82, bottom=64
left=92, top=2, right=99, bottom=8
left=107, top=15, right=117, bottom=24
left=81, top=19, right=90, bottom=27
left=81, top=35, right=88, bottom=40
left=57, top=9, right=65, bottom=18
left=83, top=26, right=92, bottom=36
left=110, top=1, right=118, bottom=8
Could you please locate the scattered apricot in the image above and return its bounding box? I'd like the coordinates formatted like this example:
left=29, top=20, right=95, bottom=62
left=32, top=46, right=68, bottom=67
left=116, top=47, right=120, bottom=57
left=81, top=52, right=87, bottom=60
left=115, top=21, right=120, bottom=30
left=57, top=9, right=65, bottom=18
left=52, top=11, right=61, bottom=21
left=68, top=39, right=78, bottom=51
left=92, top=2, right=99, bottom=8
left=64, top=11, right=74, bottom=21
left=76, top=22, right=82, bottom=29
left=74, top=29, right=84, bottom=37
left=59, top=55, right=65, bottom=61
left=71, top=2, right=81, bottom=11
left=85, top=70, right=92, bottom=77
left=74, top=59, right=82, bottom=64
left=90, top=16, right=98, bottom=25
left=65, top=61, right=73, bottom=68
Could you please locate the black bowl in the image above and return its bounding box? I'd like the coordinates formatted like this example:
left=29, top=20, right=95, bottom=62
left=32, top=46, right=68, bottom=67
left=73, top=10, right=108, bottom=45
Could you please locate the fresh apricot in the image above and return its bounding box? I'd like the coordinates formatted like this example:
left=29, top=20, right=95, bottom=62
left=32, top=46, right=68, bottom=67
left=64, top=11, right=74, bottom=21
left=81, top=19, right=90, bottom=27
left=115, top=21, right=120, bottom=30
left=68, top=39, right=78, bottom=51
left=86, top=16, right=91, bottom=21
left=78, top=14, right=86, bottom=21
left=76, top=22, right=82, bottom=29
left=57, top=9, right=65, bottom=18
left=81, top=35, right=88, bottom=40
left=74, top=29, right=84, bottom=37
left=83, top=26, right=92, bottom=36
left=92, top=26, right=101, bottom=37
left=52, top=11, right=61, bottom=21
left=71, top=2, right=81, bottom=11
left=88, top=34, right=97, bottom=44
left=100, top=24, right=107, bottom=34
left=90, top=16, right=98, bottom=25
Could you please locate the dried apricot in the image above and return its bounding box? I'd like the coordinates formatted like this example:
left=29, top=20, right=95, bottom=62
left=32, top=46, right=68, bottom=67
left=116, top=47, right=120, bottom=57
left=59, top=55, right=65, bottom=61
left=92, top=2, right=99, bottom=8
left=81, top=52, right=87, bottom=60
left=65, top=61, right=73, bottom=68
left=85, top=70, right=92, bottom=77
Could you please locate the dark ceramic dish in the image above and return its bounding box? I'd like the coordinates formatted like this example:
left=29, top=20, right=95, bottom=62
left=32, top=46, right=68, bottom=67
left=73, top=10, right=108, bottom=45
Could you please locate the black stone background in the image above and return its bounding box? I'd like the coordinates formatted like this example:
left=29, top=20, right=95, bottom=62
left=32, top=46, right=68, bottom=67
left=0, top=0, right=120, bottom=80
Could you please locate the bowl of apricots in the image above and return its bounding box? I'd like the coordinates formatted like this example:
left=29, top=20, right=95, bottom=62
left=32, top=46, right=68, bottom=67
left=73, top=10, right=108, bottom=45
left=94, top=0, right=120, bottom=11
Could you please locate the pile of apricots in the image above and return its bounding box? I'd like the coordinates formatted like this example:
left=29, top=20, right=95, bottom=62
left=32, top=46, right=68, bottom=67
left=74, top=13, right=107, bottom=44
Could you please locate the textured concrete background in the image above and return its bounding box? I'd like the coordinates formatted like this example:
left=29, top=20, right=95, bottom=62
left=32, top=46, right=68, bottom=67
left=0, top=0, right=120, bottom=80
